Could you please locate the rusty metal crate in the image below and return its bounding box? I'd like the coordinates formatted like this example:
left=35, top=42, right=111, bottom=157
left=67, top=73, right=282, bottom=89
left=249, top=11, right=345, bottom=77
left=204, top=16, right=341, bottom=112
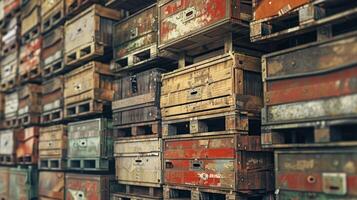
left=21, top=0, right=41, bottom=43
left=4, top=92, right=18, bottom=128
left=161, top=53, right=262, bottom=137
left=67, top=118, right=113, bottom=171
left=39, top=171, right=65, bottom=200
left=250, top=0, right=357, bottom=43
left=9, top=166, right=38, bottom=200
left=41, top=76, right=64, bottom=124
left=0, top=167, right=9, bottom=200
left=39, top=125, right=67, bottom=170
left=64, top=4, right=124, bottom=66
left=158, top=0, right=251, bottom=55
left=16, top=126, right=39, bottom=165
left=65, top=0, right=102, bottom=17
left=261, top=32, right=357, bottom=149
left=1, top=49, right=18, bottom=92
left=163, top=135, right=274, bottom=194
left=112, top=4, right=175, bottom=72
left=113, top=68, right=163, bottom=138
left=19, top=37, right=42, bottom=83
left=275, top=149, right=357, bottom=199
left=41, top=0, right=65, bottom=33
left=163, top=185, right=274, bottom=200
left=4, top=0, right=21, bottom=18
left=2, top=16, right=20, bottom=56
left=65, top=173, right=113, bottom=200
left=17, top=83, right=42, bottom=126
left=64, top=61, right=114, bottom=119
left=114, top=137, right=163, bottom=187
left=0, top=130, right=18, bottom=165
left=42, top=26, right=65, bottom=78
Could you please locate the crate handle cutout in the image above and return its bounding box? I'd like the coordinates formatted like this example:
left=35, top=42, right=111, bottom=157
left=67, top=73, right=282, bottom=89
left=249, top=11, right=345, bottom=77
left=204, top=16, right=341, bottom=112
left=183, top=7, right=196, bottom=22
left=191, top=160, right=203, bottom=170
left=322, top=173, right=347, bottom=195
left=190, top=89, right=198, bottom=96
left=165, top=161, right=174, bottom=169
left=134, top=158, right=143, bottom=166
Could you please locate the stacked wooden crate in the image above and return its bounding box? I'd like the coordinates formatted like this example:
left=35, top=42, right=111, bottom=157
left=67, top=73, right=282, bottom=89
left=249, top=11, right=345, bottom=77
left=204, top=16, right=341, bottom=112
left=110, top=4, right=166, bottom=200
left=0, top=0, right=354, bottom=199
left=0, top=0, right=41, bottom=198
left=250, top=0, right=357, bottom=199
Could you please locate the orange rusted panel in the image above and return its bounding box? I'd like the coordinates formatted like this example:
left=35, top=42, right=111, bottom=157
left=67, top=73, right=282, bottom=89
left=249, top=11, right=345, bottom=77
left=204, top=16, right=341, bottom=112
left=253, top=0, right=309, bottom=20
left=16, top=127, right=39, bottom=164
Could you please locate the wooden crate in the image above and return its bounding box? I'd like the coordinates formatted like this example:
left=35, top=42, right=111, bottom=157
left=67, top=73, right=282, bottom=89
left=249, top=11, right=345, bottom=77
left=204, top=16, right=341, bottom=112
left=114, top=137, right=163, bottom=188
left=41, top=76, right=64, bottom=124
left=112, top=68, right=162, bottom=138
left=9, top=166, right=38, bottom=199
left=161, top=53, right=262, bottom=137
left=64, top=4, right=124, bottom=66
left=112, top=4, right=175, bottom=72
left=17, top=83, right=42, bottom=126
left=1, top=51, right=18, bottom=92
left=158, top=0, right=251, bottom=54
left=261, top=32, right=357, bottom=148
left=39, top=171, right=65, bottom=199
left=42, top=26, right=65, bottom=78
left=67, top=118, right=113, bottom=171
left=0, top=130, right=18, bottom=165
left=0, top=167, right=9, bottom=200
left=20, top=0, right=41, bottom=43
left=16, top=127, right=39, bottom=165
left=250, top=0, right=357, bottom=43
left=19, top=37, right=42, bottom=83
left=2, top=16, right=20, bottom=56
left=65, top=0, right=101, bottom=16
left=64, top=61, right=114, bottom=118
left=39, top=125, right=67, bottom=170
left=275, top=149, right=357, bottom=199
left=41, top=0, right=65, bottom=33
left=3, top=0, right=21, bottom=17
left=65, top=173, right=113, bottom=200
left=163, top=134, right=274, bottom=193
left=4, top=92, right=18, bottom=128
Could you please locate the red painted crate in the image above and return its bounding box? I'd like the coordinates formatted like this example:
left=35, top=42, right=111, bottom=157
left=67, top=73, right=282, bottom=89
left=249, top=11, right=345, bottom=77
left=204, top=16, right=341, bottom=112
left=275, top=149, right=357, bottom=199
left=164, top=134, right=274, bottom=193
left=65, top=173, right=113, bottom=200
left=158, top=0, right=251, bottom=53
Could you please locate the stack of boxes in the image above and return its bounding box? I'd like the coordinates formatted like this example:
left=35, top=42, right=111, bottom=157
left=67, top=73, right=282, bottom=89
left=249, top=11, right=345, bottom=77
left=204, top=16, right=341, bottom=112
left=0, top=0, right=354, bottom=200
left=250, top=0, right=357, bottom=199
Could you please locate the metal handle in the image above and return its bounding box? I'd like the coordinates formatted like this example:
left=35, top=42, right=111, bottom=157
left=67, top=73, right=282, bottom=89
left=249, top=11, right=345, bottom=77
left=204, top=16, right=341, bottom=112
left=183, top=7, right=196, bottom=22
left=190, top=89, right=198, bottom=96
left=191, top=160, right=203, bottom=170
